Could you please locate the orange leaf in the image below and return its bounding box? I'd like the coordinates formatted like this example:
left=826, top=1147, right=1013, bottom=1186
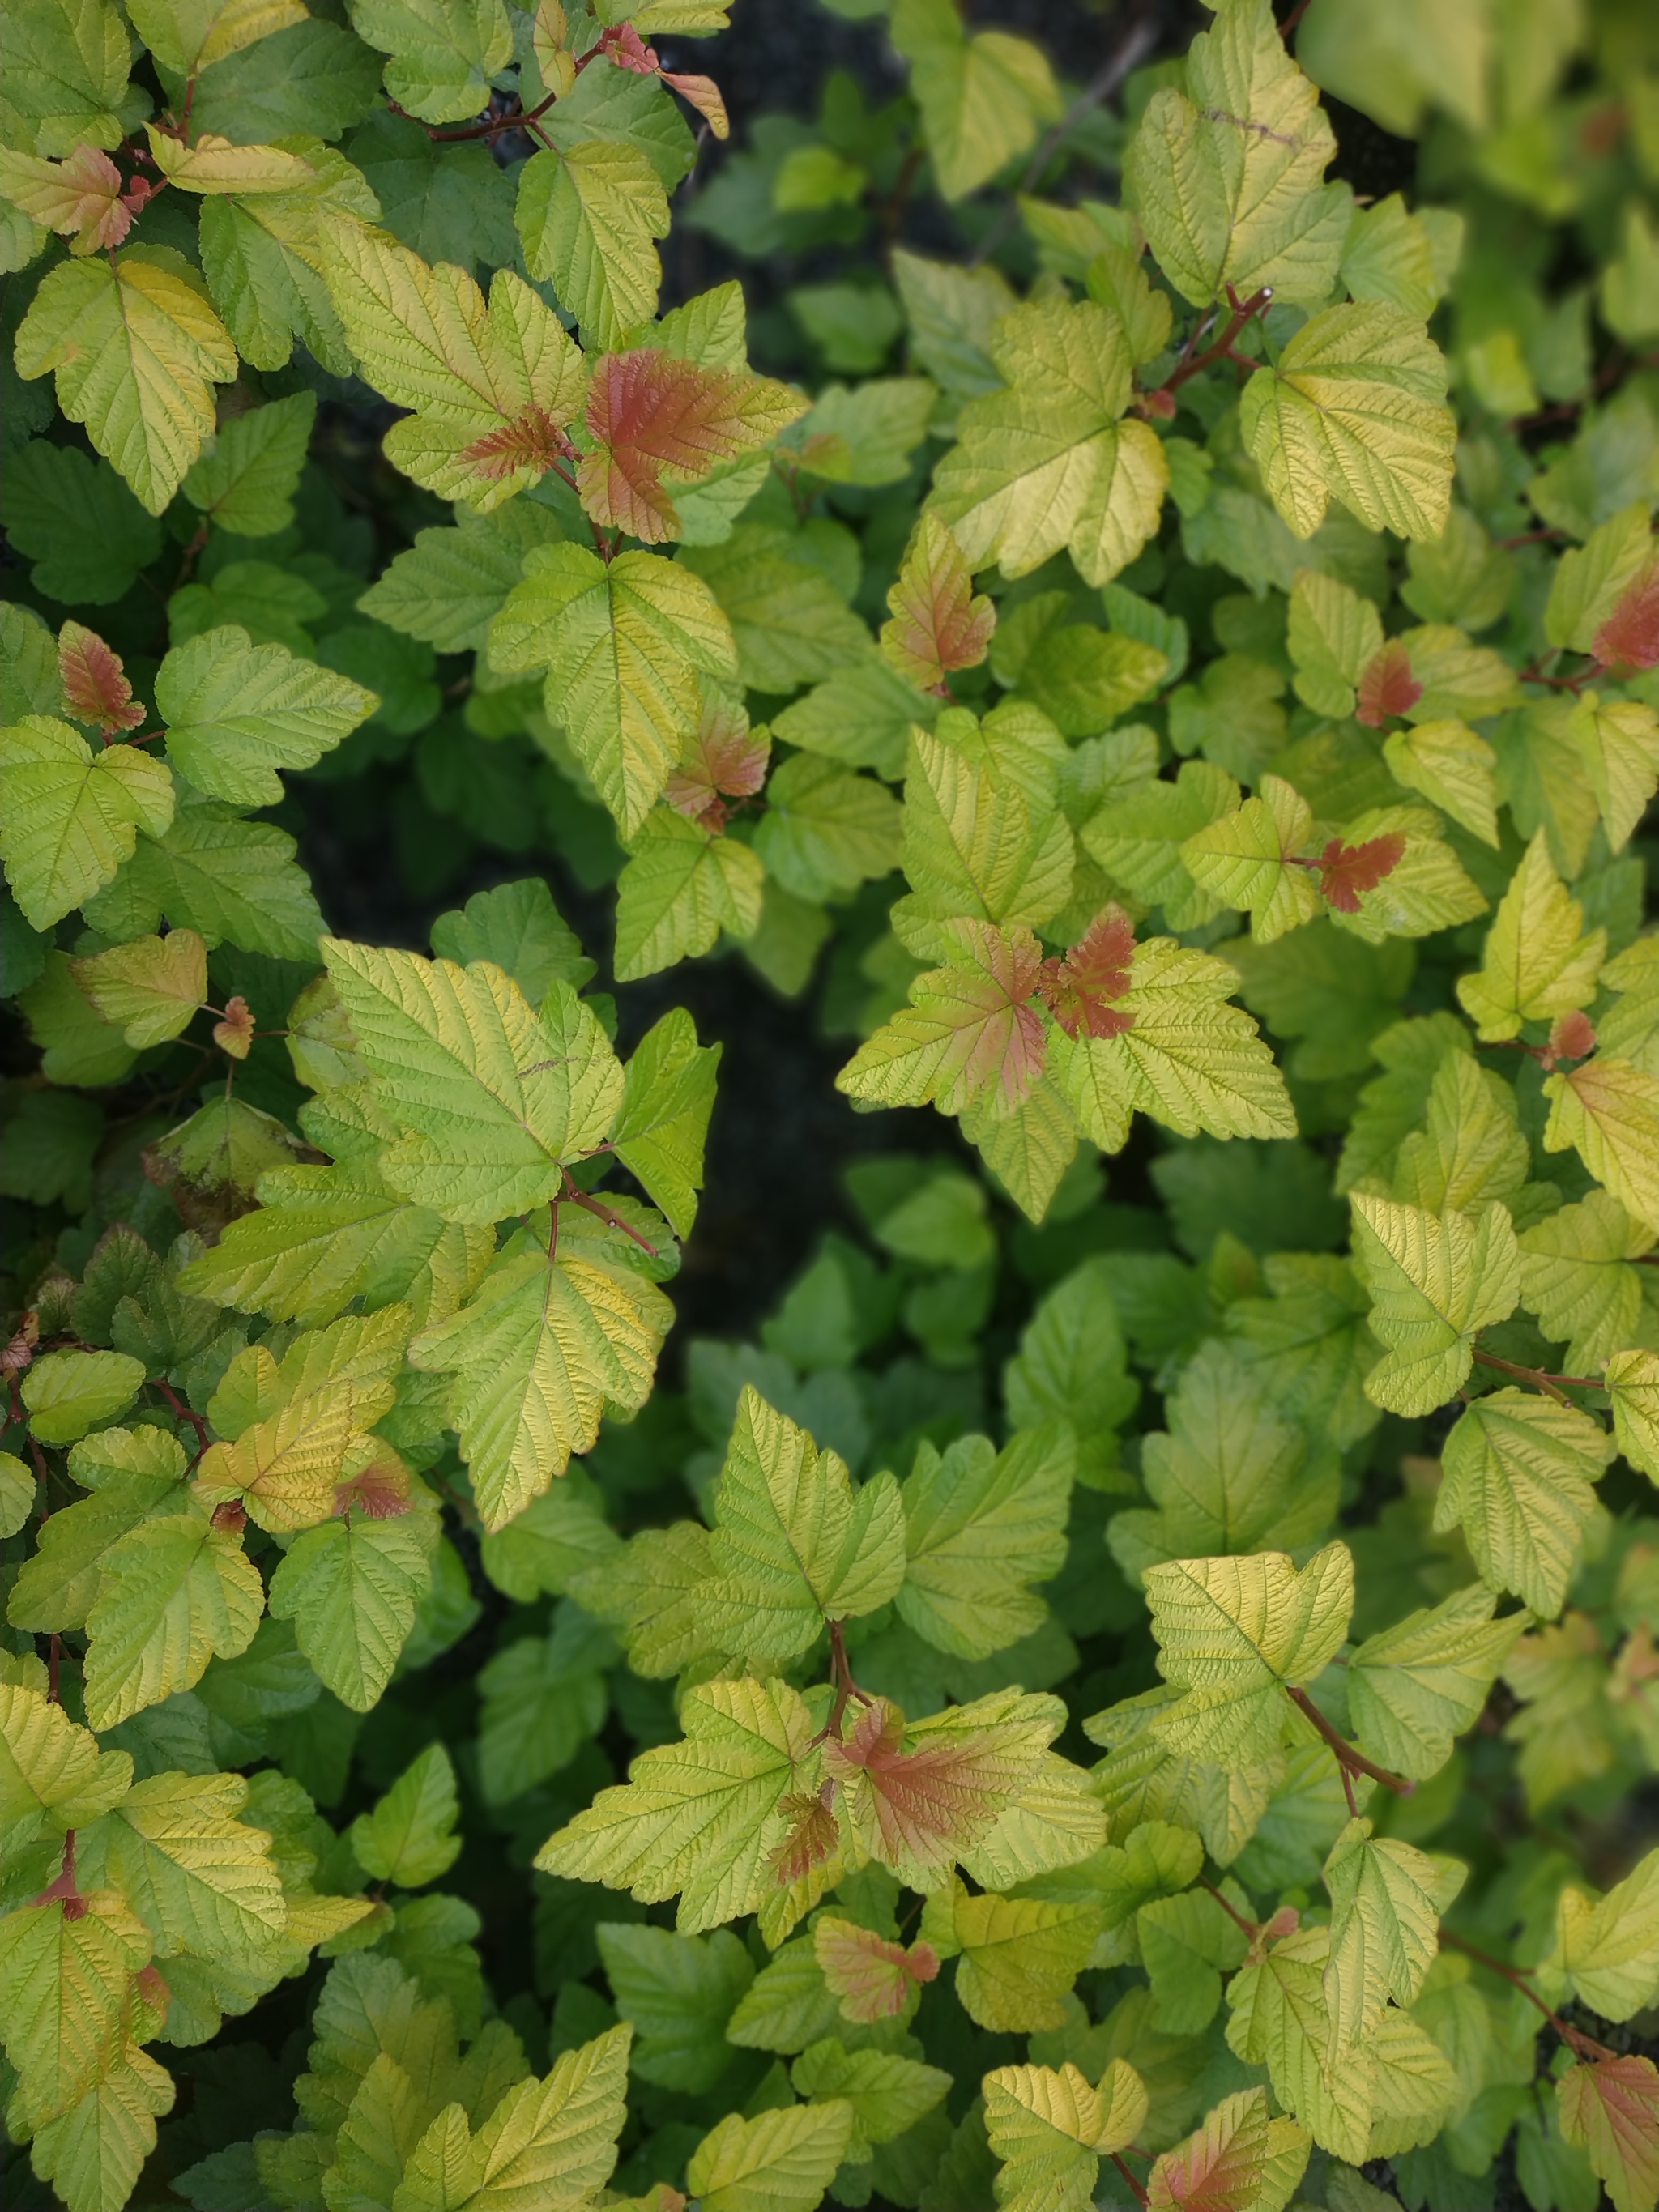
left=213, top=995, right=255, bottom=1060
left=1595, top=559, right=1659, bottom=674
left=334, top=1443, right=412, bottom=1521
left=600, top=22, right=659, bottom=71
left=58, top=620, right=145, bottom=735
left=822, top=1698, right=1033, bottom=1877
left=1, top=143, right=134, bottom=254
left=881, top=515, right=996, bottom=693
left=813, top=1915, right=940, bottom=2022
left=664, top=695, right=770, bottom=830
left=1036, top=906, right=1137, bottom=1041
left=576, top=350, right=804, bottom=543
left=1319, top=832, right=1406, bottom=913
left=1559, top=2054, right=1659, bottom=2212
left=1355, top=637, right=1423, bottom=727
left=662, top=72, right=731, bottom=139
left=1548, top=1008, right=1597, bottom=1063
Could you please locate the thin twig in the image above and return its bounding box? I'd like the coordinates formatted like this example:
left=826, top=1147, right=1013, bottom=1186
left=1285, top=1685, right=1415, bottom=1796
left=1110, top=2150, right=1149, bottom=2207
left=1471, top=1349, right=1602, bottom=1404
left=969, top=8, right=1161, bottom=267
left=154, top=1378, right=211, bottom=1450
left=1198, top=1877, right=1257, bottom=1940
left=561, top=1179, right=659, bottom=1258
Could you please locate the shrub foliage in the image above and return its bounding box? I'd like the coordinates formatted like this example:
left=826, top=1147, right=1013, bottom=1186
left=5, top=2, right=1659, bottom=2210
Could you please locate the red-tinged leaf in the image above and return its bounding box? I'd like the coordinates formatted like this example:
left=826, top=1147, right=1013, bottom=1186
left=1559, top=2054, right=1659, bottom=2212
left=665, top=697, right=770, bottom=830
left=211, top=1500, right=248, bottom=1533
left=1147, top=2086, right=1309, bottom=2212
left=134, top=1963, right=172, bottom=2027
left=334, top=1445, right=412, bottom=1521
left=770, top=1788, right=839, bottom=1885
left=601, top=21, right=659, bottom=71
left=1319, top=831, right=1407, bottom=913
left=0, top=143, right=134, bottom=254
left=839, top=921, right=1051, bottom=1119
left=662, top=71, right=731, bottom=139
left=1036, top=906, right=1137, bottom=1041
left=1355, top=637, right=1423, bottom=727
left=58, top=620, right=145, bottom=734
left=213, top=995, right=255, bottom=1061
left=576, top=350, right=805, bottom=543
left=459, top=403, right=574, bottom=483
left=1549, top=1008, right=1597, bottom=1063
left=813, top=1916, right=940, bottom=2022
left=1595, top=560, right=1659, bottom=674
left=881, top=514, right=996, bottom=693
left=822, top=1698, right=1030, bottom=1873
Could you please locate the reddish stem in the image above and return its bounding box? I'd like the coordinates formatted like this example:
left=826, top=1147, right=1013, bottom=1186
left=819, top=1617, right=874, bottom=1742
left=33, top=1829, right=85, bottom=1915
left=1471, top=1349, right=1602, bottom=1404
left=48, top=1631, right=62, bottom=1707
left=1439, top=1929, right=1617, bottom=2061
left=1285, top=1685, right=1415, bottom=1796
left=1154, top=285, right=1273, bottom=402
left=560, top=1178, right=659, bottom=1258
left=1198, top=1877, right=1258, bottom=1940
left=1111, top=2151, right=1149, bottom=2206
left=155, top=1379, right=211, bottom=1450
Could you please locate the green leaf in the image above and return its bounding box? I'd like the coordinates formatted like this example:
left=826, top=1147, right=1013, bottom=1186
left=1124, top=0, right=1350, bottom=309
left=83, top=1508, right=265, bottom=1729
left=322, top=941, right=622, bottom=1224
left=21, top=1347, right=145, bottom=1445
left=1321, top=1815, right=1465, bottom=2050
left=791, top=2036, right=950, bottom=2159
left=0, top=1681, right=133, bottom=1850
left=677, top=526, right=872, bottom=693
left=597, top=1921, right=753, bottom=2092
left=889, top=0, right=1060, bottom=202
left=4, top=0, right=134, bottom=158
left=609, top=1007, right=720, bottom=1238
left=351, top=1743, right=463, bottom=1890
left=1051, top=933, right=1296, bottom=1151
left=0, top=718, right=174, bottom=931
left=28, top=2044, right=177, bottom=2212
left=158, top=624, right=376, bottom=806
left=1349, top=1193, right=1521, bottom=1416
left=407, top=1220, right=673, bottom=1531
left=85, top=797, right=326, bottom=961
left=1389, top=1049, right=1529, bottom=1215
left=613, top=808, right=765, bottom=980
left=429, top=877, right=595, bottom=1000
left=536, top=1674, right=817, bottom=1933
left=1552, top=1848, right=1659, bottom=2023
left=267, top=1501, right=438, bottom=1711
left=15, top=248, right=238, bottom=513
left=181, top=390, right=317, bottom=535
left=1606, top=1346, right=1659, bottom=1484
left=1144, top=1541, right=1354, bottom=1767
left=491, top=543, right=737, bottom=833
left=752, top=756, right=903, bottom=903
left=1241, top=305, right=1456, bottom=543
left=0, top=1884, right=153, bottom=2128
left=928, top=298, right=1168, bottom=587
left=1346, top=1583, right=1524, bottom=1782
left=1520, top=1187, right=1652, bottom=1378
left=1081, top=757, right=1239, bottom=929
left=475, top=1602, right=608, bottom=1803
left=696, top=1386, right=906, bottom=1660
left=196, top=140, right=379, bottom=377
left=0, top=441, right=164, bottom=605
left=1543, top=1054, right=1659, bottom=1229
left=1435, top=1387, right=1614, bottom=1617
left=982, top=2056, right=1147, bottom=2212
left=687, top=2101, right=857, bottom=2212
left=1456, top=833, right=1606, bottom=1041
left=1384, top=718, right=1500, bottom=846
left=66, top=927, right=207, bottom=1048
left=1137, top=1886, right=1249, bottom=2035
left=1109, top=1340, right=1337, bottom=1580
left=343, top=0, right=511, bottom=123
left=516, top=139, right=671, bottom=347
left=895, top=1424, right=1073, bottom=1661
left=101, top=1767, right=287, bottom=1957
left=1183, top=774, right=1323, bottom=944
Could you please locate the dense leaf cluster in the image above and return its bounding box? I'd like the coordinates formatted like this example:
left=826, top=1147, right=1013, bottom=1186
left=5, top=2, right=1659, bottom=2210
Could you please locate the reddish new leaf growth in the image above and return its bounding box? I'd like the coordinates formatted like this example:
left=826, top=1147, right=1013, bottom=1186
left=1593, top=560, right=1659, bottom=673
left=1036, top=906, right=1137, bottom=1041
left=210, top=1500, right=247, bottom=1534
left=664, top=699, right=770, bottom=832
left=1559, top=2054, right=1659, bottom=2210
left=881, top=515, right=996, bottom=693
left=0, top=1312, right=39, bottom=1377
left=770, top=1786, right=838, bottom=1884
left=813, top=1916, right=940, bottom=2022
left=577, top=350, right=800, bottom=543
left=58, top=620, right=145, bottom=734
left=460, top=405, right=575, bottom=483
left=1319, top=832, right=1406, bottom=913
left=600, top=21, right=659, bottom=70
left=32, top=144, right=136, bottom=253
left=334, top=1448, right=412, bottom=1520
left=1548, top=1008, right=1597, bottom=1063
left=821, top=1698, right=1021, bottom=1869
left=1355, top=637, right=1423, bottom=727
left=213, top=995, right=255, bottom=1060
